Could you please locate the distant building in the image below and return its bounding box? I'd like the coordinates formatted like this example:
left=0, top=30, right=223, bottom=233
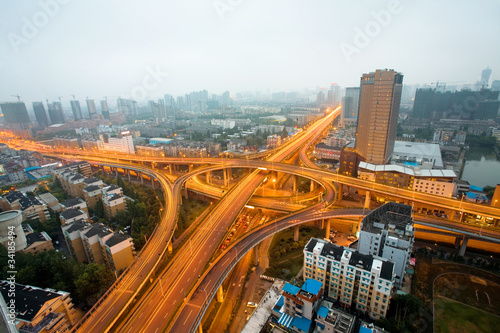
left=356, top=69, right=404, bottom=165
left=100, top=133, right=135, bottom=154
left=0, top=102, right=31, bottom=130
left=315, top=301, right=355, bottom=333
left=60, top=208, right=88, bottom=225
left=314, top=143, right=341, bottom=161
left=117, top=98, right=138, bottom=116
left=303, top=238, right=395, bottom=320
left=100, top=99, right=110, bottom=120
left=136, top=144, right=165, bottom=157
left=342, top=87, right=361, bottom=126
left=48, top=101, right=65, bottom=124
left=86, top=99, right=97, bottom=119
left=358, top=202, right=414, bottom=286
left=70, top=100, right=83, bottom=121
left=267, top=134, right=282, bottom=148
left=32, top=101, right=50, bottom=128
left=0, top=281, right=79, bottom=332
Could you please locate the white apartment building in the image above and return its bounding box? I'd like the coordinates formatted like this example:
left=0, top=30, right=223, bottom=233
left=303, top=238, right=395, bottom=320
left=99, top=133, right=135, bottom=154
left=358, top=202, right=414, bottom=286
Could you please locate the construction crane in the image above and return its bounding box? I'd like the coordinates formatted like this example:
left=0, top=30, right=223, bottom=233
left=10, top=95, right=21, bottom=101
left=429, top=81, right=467, bottom=92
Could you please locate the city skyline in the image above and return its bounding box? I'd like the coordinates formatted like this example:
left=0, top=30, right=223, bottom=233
left=1, top=0, right=499, bottom=102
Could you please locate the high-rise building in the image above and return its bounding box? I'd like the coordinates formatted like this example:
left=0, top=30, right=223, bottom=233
left=355, top=69, right=403, bottom=165
left=358, top=202, right=414, bottom=286
left=316, top=90, right=325, bottom=106
left=86, top=99, right=97, bottom=119
left=70, top=100, right=83, bottom=121
left=303, top=238, right=395, bottom=320
left=48, top=101, right=65, bottom=124
left=342, top=87, right=361, bottom=124
left=100, top=99, right=110, bottom=120
left=328, top=84, right=341, bottom=107
left=157, top=99, right=167, bottom=120
left=0, top=102, right=31, bottom=129
left=492, top=80, right=500, bottom=92
left=32, top=101, right=49, bottom=128
left=117, top=98, right=138, bottom=116
left=481, top=66, right=492, bottom=88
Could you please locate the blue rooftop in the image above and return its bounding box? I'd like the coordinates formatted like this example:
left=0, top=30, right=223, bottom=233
left=317, top=306, right=329, bottom=319
left=403, top=161, right=418, bottom=166
left=276, top=295, right=284, bottom=308
left=292, top=316, right=312, bottom=332
left=470, top=185, right=483, bottom=191
left=302, top=279, right=322, bottom=296
left=283, top=283, right=300, bottom=295
left=360, top=326, right=373, bottom=333
left=466, top=192, right=478, bottom=199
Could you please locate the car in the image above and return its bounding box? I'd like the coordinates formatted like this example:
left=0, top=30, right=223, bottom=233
left=225, top=238, right=230, bottom=242
left=221, top=245, right=226, bottom=250
left=247, top=302, right=258, bottom=308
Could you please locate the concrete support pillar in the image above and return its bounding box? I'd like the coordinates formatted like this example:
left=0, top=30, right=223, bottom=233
left=115, top=168, right=118, bottom=178
left=364, top=190, right=371, bottom=209
left=310, top=180, right=316, bottom=192
left=197, top=325, right=203, bottom=333
left=459, top=237, right=469, bottom=256
left=449, top=210, right=455, bottom=221
left=140, top=172, right=144, bottom=185
left=167, top=164, right=172, bottom=174
left=168, top=241, right=173, bottom=254
left=183, top=185, right=188, bottom=199
left=495, top=219, right=499, bottom=228
left=454, top=237, right=462, bottom=249
left=189, top=164, right=193, bottom=172
left=325, top=219, right=330, bottom=239
left=151, top=178, right=155, bottom=189
left=337, top=183, right=343, bottom=202
left=206, top=172, right=210, bottom=184
left=217, top=285, right=224, bottom=302
left=254, top=247, right=259, bottom=266
left=223, top=169, right=228, bottom=187
left=127, top=170, right=131, bottom=181
left=292, top=175, right=298, bottom=193
left=294, top=225, right=299, bottom=241
left=459, top=211, right=464, bottom=223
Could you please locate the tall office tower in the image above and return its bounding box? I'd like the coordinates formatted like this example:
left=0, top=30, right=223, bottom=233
left=32, top=102, right=49, bottom=128
left=222, top=91, right=231, bottom=105
left=86, top=99, right=97, bottom=119
left=342, top=87, right=361, bottom=122
left=48, top=101, right=65, bottom=124
left=147, top=100, right=157, bottom=114
left=355, top=69, right=403, bottom=165
left=117, top=98, right=138, bottom=116
left=176, top=96, right=184, bottom=110
left=0, top=102, right=31, bottom=129
left=157, top=99, right=167, bottom=120
left=328, top=84, right=341, bottom=107
left=358, top=202, right=414, bottom=286
left=70, top=100, right=83, bottom=121
left=316, top=91, right=325, bottom=106
left=481, top=66, right=492, bottom=88
left=100, top=99, right=110, bottom=120
left=164, top=94, right=175, bottom=112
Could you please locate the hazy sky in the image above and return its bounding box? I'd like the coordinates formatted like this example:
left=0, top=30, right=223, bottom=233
left=1, top=0, right=499, bottom=103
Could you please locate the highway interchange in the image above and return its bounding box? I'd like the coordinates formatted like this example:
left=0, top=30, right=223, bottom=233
left=3, top=105, right=500, bottom=332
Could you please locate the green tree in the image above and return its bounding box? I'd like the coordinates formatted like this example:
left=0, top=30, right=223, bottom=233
left=95, top=199, right=105, bottom=219
left=74, top=263, right=115, bottom=306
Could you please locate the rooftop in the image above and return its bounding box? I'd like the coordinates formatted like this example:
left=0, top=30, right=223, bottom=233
left=0, top=281, right=65, bottom=322
left=62, top=219, right=89, bottom=233
left=61, top=197, right=85, bottom=207
left=60, top=208, right=85, bottom=220
left=25, top=232, right=51, bottom=247
left=105, top=232, right=131, bottom=247
left=361, top=202, right=413, bottom=237
left=84, top=224, right=111, bottom=238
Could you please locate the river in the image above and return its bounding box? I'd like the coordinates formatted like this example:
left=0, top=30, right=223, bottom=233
left=460, top=147, right=500, bottom=189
